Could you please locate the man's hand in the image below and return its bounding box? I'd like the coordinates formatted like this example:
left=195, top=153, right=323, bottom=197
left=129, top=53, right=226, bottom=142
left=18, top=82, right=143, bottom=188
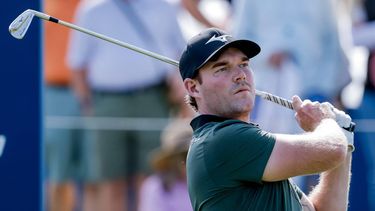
left=292, top=95, right=335, bottom=132
left=293, top=97, right=354, bottom=151
left=321, top=102, right=355, bottom=152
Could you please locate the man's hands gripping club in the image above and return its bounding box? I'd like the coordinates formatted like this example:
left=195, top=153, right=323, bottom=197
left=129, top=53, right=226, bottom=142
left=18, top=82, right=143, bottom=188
left=325, top=102, right=355, bottom=152
left=292, top=96, right=354, bottom=152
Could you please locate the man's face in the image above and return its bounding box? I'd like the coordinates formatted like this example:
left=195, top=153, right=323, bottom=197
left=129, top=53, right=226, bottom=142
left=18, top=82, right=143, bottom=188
left=186, top=47, right=256, bottom=121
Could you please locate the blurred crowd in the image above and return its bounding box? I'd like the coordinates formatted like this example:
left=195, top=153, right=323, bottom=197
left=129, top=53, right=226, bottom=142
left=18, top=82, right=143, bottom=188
left=43, top=0, right=375, bottom=210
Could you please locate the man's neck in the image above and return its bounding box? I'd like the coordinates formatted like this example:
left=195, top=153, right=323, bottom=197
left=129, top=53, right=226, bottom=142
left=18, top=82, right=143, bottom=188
left=198, top=112, right=250, bottom=123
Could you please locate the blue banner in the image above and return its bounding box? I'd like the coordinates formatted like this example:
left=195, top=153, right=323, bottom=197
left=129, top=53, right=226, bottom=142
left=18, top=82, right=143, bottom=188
left=0, top=1, right=42, bottom=210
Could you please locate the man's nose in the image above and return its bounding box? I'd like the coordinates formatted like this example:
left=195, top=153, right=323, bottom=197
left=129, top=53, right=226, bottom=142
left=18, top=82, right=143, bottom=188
left=233, top=67, right=246, bottom=82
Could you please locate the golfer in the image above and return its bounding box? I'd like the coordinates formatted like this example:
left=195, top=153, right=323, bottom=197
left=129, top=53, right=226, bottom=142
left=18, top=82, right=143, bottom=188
left=179, top=28, right=354, bottom=211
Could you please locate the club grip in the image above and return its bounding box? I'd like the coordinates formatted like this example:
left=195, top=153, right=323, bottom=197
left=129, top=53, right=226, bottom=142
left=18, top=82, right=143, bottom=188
left=255, top=90, right=356, bottom=132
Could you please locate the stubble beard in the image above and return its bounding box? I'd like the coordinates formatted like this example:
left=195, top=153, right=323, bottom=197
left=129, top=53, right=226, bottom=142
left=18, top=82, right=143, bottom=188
left=211, top=92, right=253, bottom=120
left=200, top=81, right=254, bottom=119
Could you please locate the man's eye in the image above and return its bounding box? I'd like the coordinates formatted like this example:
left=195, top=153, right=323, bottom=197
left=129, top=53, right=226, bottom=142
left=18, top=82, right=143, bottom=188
left=216, top=67, right=228, bottom=72
left=239, top=63, right=249, bottom=68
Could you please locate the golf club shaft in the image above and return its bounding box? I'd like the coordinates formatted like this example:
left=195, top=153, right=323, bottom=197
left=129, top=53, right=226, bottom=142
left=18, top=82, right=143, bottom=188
left=35, top=11, right=292, bottom=108
left=15, top=10, right=355, bottom=131
left=34, top=11, right=293, bottom=103
left=33, top=11, right=178, bottom=67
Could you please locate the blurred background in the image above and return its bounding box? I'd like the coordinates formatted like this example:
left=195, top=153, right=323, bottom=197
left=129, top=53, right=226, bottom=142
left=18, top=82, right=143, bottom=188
left=0, top=0, right=374, bottom=210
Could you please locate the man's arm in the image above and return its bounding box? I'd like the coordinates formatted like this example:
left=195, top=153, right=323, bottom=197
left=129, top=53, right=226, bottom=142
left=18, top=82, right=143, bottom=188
left=262, top=96, right=348, bottom=182
left=262, top=119, right=348, bottom=182
left=308, top=151, right=352, bottom=211
left=181, top=0, right=214, bottom=28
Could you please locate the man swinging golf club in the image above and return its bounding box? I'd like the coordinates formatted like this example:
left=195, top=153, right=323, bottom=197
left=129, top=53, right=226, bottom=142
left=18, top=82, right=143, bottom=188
left=8, top=9, right=354, bottom=210
left=179, top=28, right=354, bottom=211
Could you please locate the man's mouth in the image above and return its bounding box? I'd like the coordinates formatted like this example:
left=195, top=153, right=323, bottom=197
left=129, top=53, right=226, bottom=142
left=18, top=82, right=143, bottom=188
left=234, top=87, right=251, bottom=94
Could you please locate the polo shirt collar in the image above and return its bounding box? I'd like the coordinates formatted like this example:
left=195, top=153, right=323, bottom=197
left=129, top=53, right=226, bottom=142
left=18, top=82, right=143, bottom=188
left=190, top=114, right=231, bottom=131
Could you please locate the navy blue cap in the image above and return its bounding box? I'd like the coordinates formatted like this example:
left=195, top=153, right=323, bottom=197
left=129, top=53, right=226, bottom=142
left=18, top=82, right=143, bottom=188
left=179, top=28, right=261, bottom=80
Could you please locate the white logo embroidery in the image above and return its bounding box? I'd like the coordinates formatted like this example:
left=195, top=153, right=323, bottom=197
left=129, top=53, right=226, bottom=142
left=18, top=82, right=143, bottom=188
left=205, top=35, right=232, bottom=45
left=192, top=137, right=201, bottom=143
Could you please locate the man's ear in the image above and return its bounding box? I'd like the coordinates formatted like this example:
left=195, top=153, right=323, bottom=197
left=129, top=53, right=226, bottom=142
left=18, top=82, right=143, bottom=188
left=184, top=78, right=200, bottom=98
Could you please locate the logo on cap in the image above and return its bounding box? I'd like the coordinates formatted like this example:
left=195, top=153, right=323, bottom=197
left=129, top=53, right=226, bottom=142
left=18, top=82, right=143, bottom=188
left=205, top=35, right=232, bottom=45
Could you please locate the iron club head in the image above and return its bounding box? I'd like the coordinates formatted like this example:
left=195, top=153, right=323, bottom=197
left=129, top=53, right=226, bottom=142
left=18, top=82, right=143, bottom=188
left=9, top=9, right=35, bottom=39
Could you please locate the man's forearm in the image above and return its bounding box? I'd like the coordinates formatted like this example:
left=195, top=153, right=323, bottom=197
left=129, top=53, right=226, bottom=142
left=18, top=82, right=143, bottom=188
left=308, top=152, right=352, bottom=211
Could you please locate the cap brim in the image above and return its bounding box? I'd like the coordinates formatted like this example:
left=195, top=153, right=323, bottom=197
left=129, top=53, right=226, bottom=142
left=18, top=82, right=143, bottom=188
left=195, top=39, right=261, bottom=74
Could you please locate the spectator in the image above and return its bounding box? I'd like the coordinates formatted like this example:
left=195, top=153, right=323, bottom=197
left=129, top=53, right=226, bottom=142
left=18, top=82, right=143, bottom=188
left=66, top=0, right=186, bottom=210
left=138, top=120, right=193, bottom=211
left=138, top=58, right=195, bottom=211
left=232, top=0, right=351, bottom=134
left=43, top=0, right=82, bottom=210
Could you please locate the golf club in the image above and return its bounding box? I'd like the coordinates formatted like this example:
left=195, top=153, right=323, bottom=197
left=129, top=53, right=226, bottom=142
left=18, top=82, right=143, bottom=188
left=9, top=9, right=355, bottom=132
left=9, top=9, right=177, bottom=66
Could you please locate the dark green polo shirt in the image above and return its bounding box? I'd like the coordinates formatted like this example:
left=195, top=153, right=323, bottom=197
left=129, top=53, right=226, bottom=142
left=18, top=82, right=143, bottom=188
left=187, top=115, right=303, bottom=211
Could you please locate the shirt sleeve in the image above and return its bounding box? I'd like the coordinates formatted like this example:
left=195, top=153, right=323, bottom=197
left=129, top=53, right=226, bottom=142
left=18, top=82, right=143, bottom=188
left=206, top=121, right=276, bottom=184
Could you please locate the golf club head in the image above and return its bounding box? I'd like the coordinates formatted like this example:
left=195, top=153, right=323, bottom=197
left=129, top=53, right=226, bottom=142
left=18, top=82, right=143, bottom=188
left=9, top=9, right=35, bottom=39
